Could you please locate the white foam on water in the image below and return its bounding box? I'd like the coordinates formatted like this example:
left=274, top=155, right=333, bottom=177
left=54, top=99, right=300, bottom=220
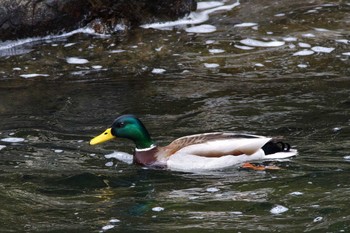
left=255, top=63, right=264, bottom=67
left=335, top=39, right=349, bottom=44
left=322, top=3, right=337, bottom=7
left=186, top=24, right=217, bottom=33
left=205, top=40, right=215, bottom=44
left=302, top=33, right=316, bottom=38
left=298, top=42, right=311, bottom=48
left=314, top=28, right=330, bottom=32
left=297, top=64, right=308, bottom=68
left=342, top=52, right=350, bottom=56
left=109, top=219, right=120, bottom=223
left=209, top=48, right=224, bottom=53
left=152, top=68, right=166, bottom=74
left=344, top=155, right=350, bottom=160
left=204, top=63, right=220, bottom=68
left=289, top=191, right=304, bottom=196
left=306, top=9, right=318, bottom=14
left=293, top=50, right=315, bottom=56
left=274, top=13, right=286, bottom=17
left=234, top=44, right=255, bottom=50
left=152, top=207, right=165, bottom=212
left=234, top=22, right=258, bottom=28
left=53, top=149, right=63, bottom=153
left=13, top=67, right=22, bottom=71
left=0, top=145, right=6, bottom=150
left=66, top=57, right=89, bottom=64
left=240, top=38, right=285, bottom=47
left=92, top=65, right=103, bottom=69
left=270, top=205, right=289, bottom=214
left=0, top=27, right=107, bottom=51
left=141, top=1, right=240, bottom=30
left=114, top=23, right=127, bottom=31
left=104, top=151, right=133, bottom=164
left=64, top=43, right=76, bottom=47
left=109, top=49, right=126, bottom=53
left=1, top=137, right=25, bottom=143
left=20, top=74, right=50, bottom=79
left=283, top=37, right=298, bottom=42
left=206, top=187, right=220, bottom=193
left=155, top=46, right=163, bottom=52
left=102, top=225, right=115, bottom=231
left=105, top=161, right=114, bottom=167
left=197, top=1, right=224, bottom=10
left=313, top=216, right=323, bottom=222
left=311, top=46, right=334, bottom=53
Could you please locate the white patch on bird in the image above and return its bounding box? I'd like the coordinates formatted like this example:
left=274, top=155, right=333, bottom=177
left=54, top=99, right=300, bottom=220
left=175, top=138, right=271, bottom=157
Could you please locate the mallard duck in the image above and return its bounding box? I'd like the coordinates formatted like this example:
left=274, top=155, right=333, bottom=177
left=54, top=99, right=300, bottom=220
left=90, top=115, right=297, bottom=171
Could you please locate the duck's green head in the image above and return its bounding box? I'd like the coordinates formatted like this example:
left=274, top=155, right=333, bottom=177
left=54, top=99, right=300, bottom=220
left=90, top=115, right=154, bottom=149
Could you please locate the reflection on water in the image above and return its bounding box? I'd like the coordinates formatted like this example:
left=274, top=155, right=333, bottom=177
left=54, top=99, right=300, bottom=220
left=0, top=0, right=350, bottom=232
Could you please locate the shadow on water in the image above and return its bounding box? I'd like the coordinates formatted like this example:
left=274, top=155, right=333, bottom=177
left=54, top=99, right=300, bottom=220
left=1, top=0, right=350, bottom=232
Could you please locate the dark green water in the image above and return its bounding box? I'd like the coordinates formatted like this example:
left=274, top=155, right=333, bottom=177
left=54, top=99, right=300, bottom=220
left=0, top=0, right=349, bottom=232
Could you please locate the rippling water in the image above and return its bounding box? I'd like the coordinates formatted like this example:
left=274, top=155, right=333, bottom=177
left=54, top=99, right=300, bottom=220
left=0, top=0, right=350, bottom=232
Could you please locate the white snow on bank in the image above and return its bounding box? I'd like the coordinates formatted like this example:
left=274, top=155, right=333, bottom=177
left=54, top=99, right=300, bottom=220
left=141, top=1, right=240, bottom=30
left=0, top=27, right=108, bottom=51
left=197, top=1, right=224, bottom=10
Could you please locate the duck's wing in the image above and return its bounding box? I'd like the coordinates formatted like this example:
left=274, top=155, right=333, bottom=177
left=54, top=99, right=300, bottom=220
left=164, top=132, right=271, bottom=157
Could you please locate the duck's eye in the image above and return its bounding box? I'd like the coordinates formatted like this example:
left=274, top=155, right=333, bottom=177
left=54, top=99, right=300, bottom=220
left=116, top=122, right=125, bottom=128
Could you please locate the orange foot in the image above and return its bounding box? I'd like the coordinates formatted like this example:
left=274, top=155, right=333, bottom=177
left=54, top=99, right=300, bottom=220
left=241, top=162, right=281, bottom=171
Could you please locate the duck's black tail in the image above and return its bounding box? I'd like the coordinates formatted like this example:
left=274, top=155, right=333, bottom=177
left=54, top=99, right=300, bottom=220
left=262, top=141, right=291, bottom=155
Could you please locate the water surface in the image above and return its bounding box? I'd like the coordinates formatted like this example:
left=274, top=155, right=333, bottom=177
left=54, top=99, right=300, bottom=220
left=0, top=0, right=350, bottom=232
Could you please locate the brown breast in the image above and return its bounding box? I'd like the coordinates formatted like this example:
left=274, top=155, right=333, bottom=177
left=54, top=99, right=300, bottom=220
left=133, top=147, right=160, bottom=166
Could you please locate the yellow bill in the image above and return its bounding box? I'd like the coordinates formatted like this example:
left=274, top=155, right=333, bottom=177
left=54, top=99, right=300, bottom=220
left=90, top=128, right=116, bottom=145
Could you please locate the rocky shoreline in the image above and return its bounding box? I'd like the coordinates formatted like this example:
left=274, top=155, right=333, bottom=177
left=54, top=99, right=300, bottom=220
left=0, top=0, right=197, bottom=41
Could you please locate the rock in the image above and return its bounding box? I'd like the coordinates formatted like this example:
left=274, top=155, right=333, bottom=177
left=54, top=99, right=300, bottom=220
left=0, top=0, right=197, bottom=40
